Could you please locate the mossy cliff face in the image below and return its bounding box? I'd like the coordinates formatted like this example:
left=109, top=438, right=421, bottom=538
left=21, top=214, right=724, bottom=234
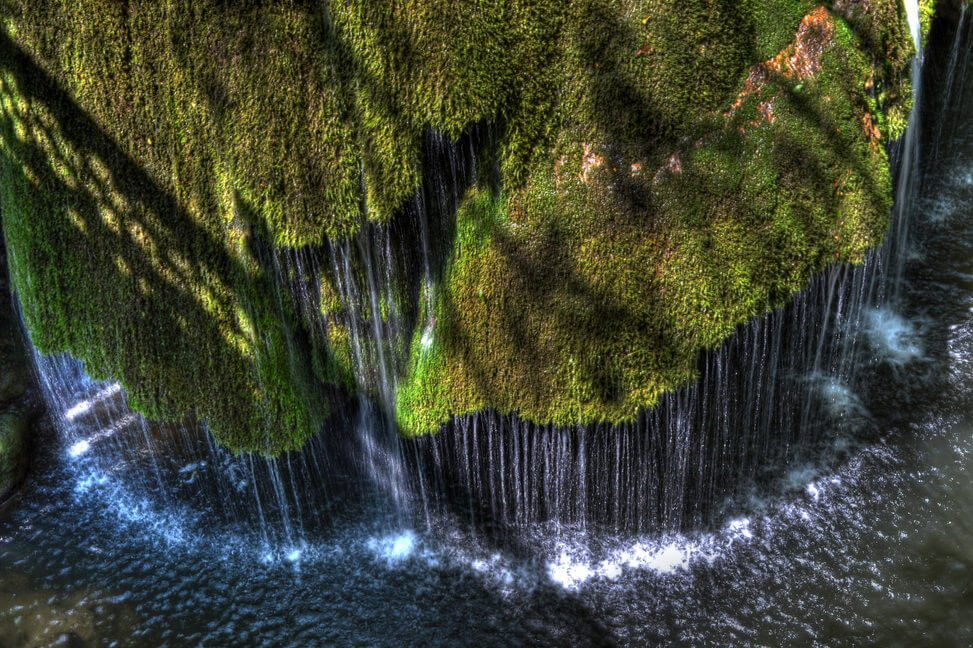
left=0, top=1, right=918, bottom=451
left=395, top=1, right=919, bottom=434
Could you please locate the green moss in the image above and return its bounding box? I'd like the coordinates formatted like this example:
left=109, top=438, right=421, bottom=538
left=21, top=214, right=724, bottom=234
left=0, top=6, right=326, bottom=453
left=920, top=0, right=937, bottom=45
left=397, top=4, right=907, bottom=435
left=0, top=0, right=918, bottom=449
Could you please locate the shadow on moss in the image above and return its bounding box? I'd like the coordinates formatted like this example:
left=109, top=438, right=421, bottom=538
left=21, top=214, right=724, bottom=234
left=0, top=29, right=327, bottom=453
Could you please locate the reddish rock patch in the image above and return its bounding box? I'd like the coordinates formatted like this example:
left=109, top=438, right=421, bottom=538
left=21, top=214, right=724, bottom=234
left=579, top=142, right=604, bottom=184
left=728, top=7, right=836, bottom=116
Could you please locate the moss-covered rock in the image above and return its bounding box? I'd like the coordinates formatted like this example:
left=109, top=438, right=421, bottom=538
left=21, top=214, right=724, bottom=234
left=0, top=1, right=920, bottom=450
left=396, top=3, right=916, bottom=434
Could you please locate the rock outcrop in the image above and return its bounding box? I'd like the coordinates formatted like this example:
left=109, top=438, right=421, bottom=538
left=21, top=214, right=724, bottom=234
left=0, top=1, right=936, bottom=452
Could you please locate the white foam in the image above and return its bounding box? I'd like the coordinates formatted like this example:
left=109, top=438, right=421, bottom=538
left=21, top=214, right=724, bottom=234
left=622, top=542, right=694, bottom=572
left=864, top=308, right=923, bottom=365
left=68, top=439, right=91, bottom=458
left=64, top=383, right=122, bottom=421
left=542, top=515, right=760, bottom=590
left=368, top=530, right=417, bottom=563
left=74, top=471, right=109, bottom=493
left=548, top=538, right=699, bottom=591
left=807, top=376, right=870, bottom=426
left=726, top=517, right=753, bottom=543
left=547, top=550, right=594, bottom=590
left=806, top=483, right=820, bottom=502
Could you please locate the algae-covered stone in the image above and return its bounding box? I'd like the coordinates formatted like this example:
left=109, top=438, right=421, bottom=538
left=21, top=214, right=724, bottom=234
left=395, top=3, right=918, bottom=434
left=0, top=0, right=927, bottom=451
left=0, top=409, right=28, bottom=498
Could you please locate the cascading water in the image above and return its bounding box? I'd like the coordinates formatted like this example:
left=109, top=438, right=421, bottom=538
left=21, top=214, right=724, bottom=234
left=19, top=128, right=483, bottom=559
left=884, top=0, right=925, bottom=296
left=18, top=2, right=933, bottom=547
left=29, top=351, right=315, bottom=557
left=311, top=129, right=481, bottom=517
left=931, top=3, right=968, bottom=166
left=407, top=2, right=931, bottom=539
left=327, top=227, right=412, bottom=513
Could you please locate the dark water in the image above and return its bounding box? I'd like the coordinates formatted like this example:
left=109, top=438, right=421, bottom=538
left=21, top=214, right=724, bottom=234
left=2, top=12, right=972, bottom=648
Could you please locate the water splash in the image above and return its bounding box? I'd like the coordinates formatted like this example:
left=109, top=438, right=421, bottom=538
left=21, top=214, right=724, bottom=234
left=367, top=530, right=418, bottom=563
left=864, top=307, right=924, bottom=365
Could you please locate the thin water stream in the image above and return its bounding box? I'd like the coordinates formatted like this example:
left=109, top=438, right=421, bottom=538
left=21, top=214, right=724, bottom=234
left=1, top=8, right=971, bottom=648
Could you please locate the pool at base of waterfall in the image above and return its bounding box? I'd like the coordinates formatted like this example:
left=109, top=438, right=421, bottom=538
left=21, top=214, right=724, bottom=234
left=2, top=10, right=972, bottom=648
left=3, top=389, right=973, bottom=646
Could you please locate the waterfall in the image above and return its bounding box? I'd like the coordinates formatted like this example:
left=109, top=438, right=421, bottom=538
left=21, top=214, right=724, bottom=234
left=326, top=226, right=411, bottom=514
left=28, top=349, right=353, bottom=558
left=905, top=0, right=922, bottom=54
left=931, top=3, right=969, bottom=166
left=882, top=0, right=925, bottom=297
left=309, top=130, right=479, bottom=518
left=15, top=7, right=937, bottom=551
left=12, top=125, right=481, bottom=556
left=406, top=5, right=932, bottom=537
left=409, top=258, right=887, bottom=534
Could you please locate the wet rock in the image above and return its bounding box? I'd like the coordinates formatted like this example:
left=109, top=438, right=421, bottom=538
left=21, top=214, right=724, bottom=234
left=0, top=244, right=37, bottom=502
left=0, top=338, right=28, bottom=404
left=0, top=409, right=29, bottom=499
left=0, top=367, right=26, bottom=403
